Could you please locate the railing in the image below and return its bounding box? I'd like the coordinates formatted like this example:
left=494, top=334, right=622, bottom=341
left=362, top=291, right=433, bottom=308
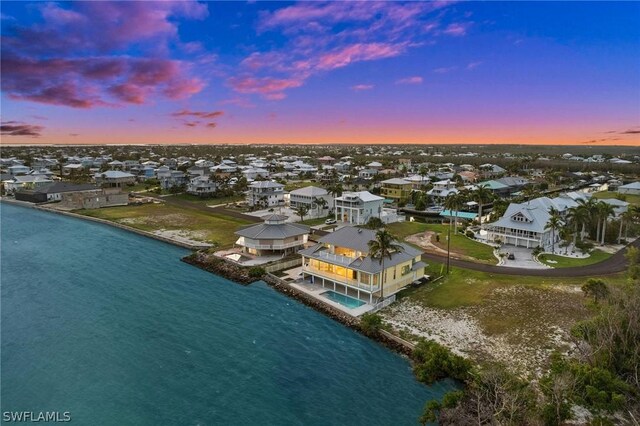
left=241, top=241, right=304, bottom=250
left=316, top=250, right=355, bottom=265
left=303, top=267, right=380, bottom=292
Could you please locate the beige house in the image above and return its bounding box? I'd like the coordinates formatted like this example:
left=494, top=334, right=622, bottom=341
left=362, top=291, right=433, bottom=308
left=235, top=215, right=309, bottom=256
left=299, top=226, right=426, bottom=303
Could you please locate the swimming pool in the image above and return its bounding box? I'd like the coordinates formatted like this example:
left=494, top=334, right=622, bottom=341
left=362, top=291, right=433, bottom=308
left=321, top=291, right=366, bottom=309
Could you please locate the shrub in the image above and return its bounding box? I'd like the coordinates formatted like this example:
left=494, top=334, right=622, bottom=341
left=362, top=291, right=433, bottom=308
left=360, top=313, right=383, bottom=336
left=412, top=340, right=472, bottom=384
left=248, top=266, right=265, bottom=278
left=465, top=230, right=474, bottom=238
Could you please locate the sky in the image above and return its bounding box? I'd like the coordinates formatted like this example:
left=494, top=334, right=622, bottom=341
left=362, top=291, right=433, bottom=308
left=1, top=0, right=639, bottom=146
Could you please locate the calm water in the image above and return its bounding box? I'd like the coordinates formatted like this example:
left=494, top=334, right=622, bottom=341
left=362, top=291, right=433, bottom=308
left=1, top=203, right=452, bottom=425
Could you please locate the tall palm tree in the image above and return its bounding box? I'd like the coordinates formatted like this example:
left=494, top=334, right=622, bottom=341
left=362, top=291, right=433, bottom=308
left=444, top=192, right=465, bottom=234
left=574, top=198, right=598, bottom=241
left=313, top=197, right=328, bottom=216
left=473, top=184, right=493, bottom=224
left=545, top=207, right=562, bottom=254
left=597, top=202, right=615, bottom=245
left=617, top=209, right=634, bottom=244
left=368, top=229, right=403, bottom=301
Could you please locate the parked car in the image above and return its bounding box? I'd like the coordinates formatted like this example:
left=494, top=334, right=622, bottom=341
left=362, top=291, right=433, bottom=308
left=325, top=218, right=337, bottom=225
left=507, top=253, right=515, bottom=260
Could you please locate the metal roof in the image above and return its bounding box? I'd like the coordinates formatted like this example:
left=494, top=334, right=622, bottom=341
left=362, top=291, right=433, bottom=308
left=235, top=221, right=309, bottom=240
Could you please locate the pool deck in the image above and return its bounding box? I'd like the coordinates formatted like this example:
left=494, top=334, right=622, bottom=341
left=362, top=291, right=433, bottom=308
left=289, top=280, right=375, bottom=317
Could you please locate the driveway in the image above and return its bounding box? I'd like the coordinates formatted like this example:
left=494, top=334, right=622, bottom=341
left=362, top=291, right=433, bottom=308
left=499, top=246, right=549, bottom=269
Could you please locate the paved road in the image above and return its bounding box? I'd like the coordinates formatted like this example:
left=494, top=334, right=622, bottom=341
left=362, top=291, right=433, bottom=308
left=421, top=238, right=638, bottom=277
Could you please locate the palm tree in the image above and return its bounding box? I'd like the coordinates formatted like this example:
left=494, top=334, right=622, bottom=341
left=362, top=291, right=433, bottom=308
left=597, top=202, right=615, bottom=245
left=313, top=197, right=328, bottom=216
left=368, top=229, right=403, bottom=301
left=574, top=198, right=597, bottom=241
left=294, top=205, right=308, bottom=222
left=545, top=207, right=562, bottom=254
left=618, top=206, right=640, bottom=243
left=444, top=192, right=465, bottom=234
left=473, top=184, right=493, bottom=224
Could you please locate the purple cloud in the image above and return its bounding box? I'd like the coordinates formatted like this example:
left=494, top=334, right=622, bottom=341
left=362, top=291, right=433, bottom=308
left=1, top=121, right=44, bottom=137
left=351, top=84, right=374, bottom=91
left=396, top=76, right=423, bottom=85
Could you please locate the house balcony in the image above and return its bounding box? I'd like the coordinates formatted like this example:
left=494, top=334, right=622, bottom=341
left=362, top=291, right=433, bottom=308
left=236, top=238, right=303, bottom=250
left=302, top=265, right=380, bottom=293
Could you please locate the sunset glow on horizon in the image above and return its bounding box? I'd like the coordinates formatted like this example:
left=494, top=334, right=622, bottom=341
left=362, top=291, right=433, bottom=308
left=1, top=1, right=639, bottom=146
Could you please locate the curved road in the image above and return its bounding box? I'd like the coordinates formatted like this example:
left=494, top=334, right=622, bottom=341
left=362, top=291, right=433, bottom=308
left=421, top=238, right=638, bottom=277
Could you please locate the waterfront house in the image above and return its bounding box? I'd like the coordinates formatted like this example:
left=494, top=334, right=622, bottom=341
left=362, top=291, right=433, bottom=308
left=380, top=178, right=412, bottom=203
left=3, top=175, right=53, bottom=194
left=246, top=181, right=285, bottom=208
left=427, top=180, right=459, bottom=204
left=299, top=226, right=426, bottom=303
left=334, top=191, right=384, bottom=225
left=235, top=215, right=309, bottom=257
left=15, top=182, right=99, bottom=203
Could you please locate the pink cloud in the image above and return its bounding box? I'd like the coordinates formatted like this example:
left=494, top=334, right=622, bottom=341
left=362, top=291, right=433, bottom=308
left=351, top=84, right=374, bottom=91
left=443, top=22, right=471, bottom=37
left=466, top=61, right=483, bottom=70
left=433, top=66, right=458, bottom=74
left=396, top=76, right=423, bottom=85
left=228, top=76, right=303, bottom=100
left=317, top=42, right=406, bottom=70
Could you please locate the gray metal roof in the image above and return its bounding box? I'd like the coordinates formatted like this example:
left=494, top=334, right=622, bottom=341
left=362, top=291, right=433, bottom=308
left=487, top=197, right=560, bottom=233
left=235, top=222, right=309, bottom=239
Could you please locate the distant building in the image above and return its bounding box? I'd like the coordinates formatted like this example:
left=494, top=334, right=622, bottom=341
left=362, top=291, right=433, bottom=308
left=334, top=191, right=384, bottom=225
left=618, top=182, right=640, bottom=196
left=59, top=187, right=128, bottom=210
left=3, top=175, right=53, bottom=194
left=380, top=178, right=412, bottom=203
left=235, top=215, right=309, bottom=257
left=289, top=186, right=332, bottom=215
left=299, top=226, right=426, bottom=303
left=187, top=176, right=218, bottom=196
left=15, top=182, right=99, bottom=203
left=246, top=181, right=285, bottom=208
left=94, top=171, right=136, bottom=187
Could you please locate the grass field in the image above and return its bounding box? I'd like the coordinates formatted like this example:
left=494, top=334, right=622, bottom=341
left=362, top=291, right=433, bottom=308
left=593, top=190, right=640, bottom=206
left=538, top=249, right=612, bottom=268
left=77, top=203, right=251, bottom=247
left=387, top=221, right=496, bottom=263
left=300, top=216, right=330, bottom=226
left=163, top=193, right=244, bottom=206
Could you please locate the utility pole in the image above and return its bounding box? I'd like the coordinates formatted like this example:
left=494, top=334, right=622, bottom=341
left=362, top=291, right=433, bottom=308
left=446, top=221, right=452, bottom=274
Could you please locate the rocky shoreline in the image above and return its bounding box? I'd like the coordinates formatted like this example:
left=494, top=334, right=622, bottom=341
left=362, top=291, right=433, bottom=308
left=182, top=251, right=415, bottom=357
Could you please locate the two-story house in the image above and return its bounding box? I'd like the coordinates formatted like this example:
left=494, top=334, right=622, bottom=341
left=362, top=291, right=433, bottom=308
left=289, top=186, right=333, bottom=217
left=299, top=226, right=426, bottom=303
left=235, top=214, right=309, bottom=257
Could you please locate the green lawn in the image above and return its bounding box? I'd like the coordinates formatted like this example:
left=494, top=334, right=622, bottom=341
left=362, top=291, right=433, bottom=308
left=387, top=221, right=497, bottom=264
left=593, top=190, right=640, bottom=206
left=77, top=203, right=250, bottom=247
left=163, top=193, right=244, bottom=206
left=300, top=216, right=330, bottom=226
left=538, top=249, right=612, bottom=268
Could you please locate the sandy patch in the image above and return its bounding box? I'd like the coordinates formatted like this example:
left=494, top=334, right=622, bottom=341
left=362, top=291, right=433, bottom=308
left=152, top=229, right=212, bottom=247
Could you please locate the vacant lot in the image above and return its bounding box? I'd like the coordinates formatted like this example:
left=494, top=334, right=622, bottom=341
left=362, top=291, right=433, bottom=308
left=538, top=249, right=612, bottom=268
left=388, top=221, right=497, bottom=264
left=78, top=203, right=251, bottom=247
left=163, top=193, right=244, bottom=206
left=381, top=261, right=628, bottom=376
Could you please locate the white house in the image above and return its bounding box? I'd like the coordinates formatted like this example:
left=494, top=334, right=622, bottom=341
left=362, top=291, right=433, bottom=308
left=246, top=181, right=285, bottom=207
left=484, top=197, right=561, bottom=251
left=289, top=186, right=333, bottom=217
left=187, top=176, right=218, bottom=196
left=334, top=191, right=384, bottom=225
left=235, top=214, right=309, bottom=257
left=427, top=180, right=459, bottom=202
